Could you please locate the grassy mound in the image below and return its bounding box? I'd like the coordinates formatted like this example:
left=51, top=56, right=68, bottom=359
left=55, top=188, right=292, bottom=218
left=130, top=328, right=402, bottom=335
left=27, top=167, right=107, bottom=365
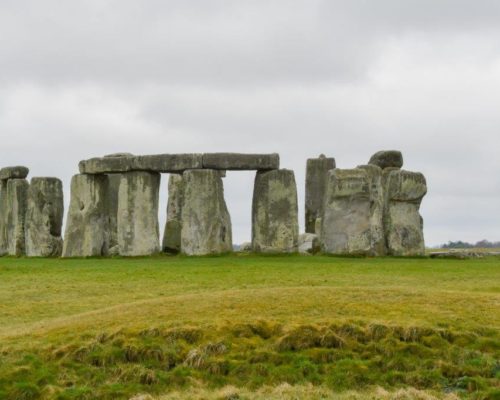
left=0, top=255, right=498, bottom=399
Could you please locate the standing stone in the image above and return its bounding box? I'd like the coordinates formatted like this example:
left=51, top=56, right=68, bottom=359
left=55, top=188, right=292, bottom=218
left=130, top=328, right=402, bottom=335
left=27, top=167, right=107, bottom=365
left=181, top=169, right=232, bottom=255
left=0, top=180, right=8, bottom=255
left=117, top=171, right=161, bottom=256
left=384, top=169, right=427, bottom=256
left=368, top=150, right=403, bottom=170
left=25, top=178, right=64, bottom=257
left=321, top=169, right=372, bottom=255
left=162, top=174, right=184, bottom=253
left=305, top=155, right=335, bottom=233
left=62, top=174, right=110, bottom=257
left=106, top=174, right=121, bottom=255
left=1, top=179, right=29, bottom=256
left=357, top=165, right=385, bottom=256
left=252, top=169, right=298, bottom=253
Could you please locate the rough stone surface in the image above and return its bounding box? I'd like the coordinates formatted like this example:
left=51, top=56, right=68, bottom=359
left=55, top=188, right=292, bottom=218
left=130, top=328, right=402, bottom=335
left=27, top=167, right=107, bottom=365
left=106, top=174, right=122, bottom=255
left=181, top=169, right=232, bottom=255
left=252, top=169, right=298, bottom=253
left=79, top=154, right=203, bottom=174
left=298, top=233, right=320, bottom=254
left=0, top=166, right=29, bottom=180
left=239, top=242, right=252, bottom=252
left=117, top=172, right=161, bottom=256
left=321, top=168, right=373, bottom=255
left=62, top=174, right=110, bottom=257
left=368, top=150, right=403, bottom=169
left=384, top=169, right=427, bottom=256
left=357, top=164, right=385, bottom=256
left=202, top=153, right=279, bottom=170
left=25, top=178, right=64, bottom=257
left=305, top=154, right=335, bottom=233
left=162, top=174, right=184, bottom=253
left=0, top=179, right=29, bottom=256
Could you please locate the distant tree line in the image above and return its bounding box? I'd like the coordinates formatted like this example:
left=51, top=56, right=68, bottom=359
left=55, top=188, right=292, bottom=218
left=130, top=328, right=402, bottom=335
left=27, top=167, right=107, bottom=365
left=442, top=240, right=500, bottom=249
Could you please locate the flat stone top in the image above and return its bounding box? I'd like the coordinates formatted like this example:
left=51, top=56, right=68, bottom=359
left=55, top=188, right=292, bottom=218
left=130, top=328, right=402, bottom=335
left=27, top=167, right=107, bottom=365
left=79, top=153, right=279, bottom=174
left=0, top=166, right=29, bottom=180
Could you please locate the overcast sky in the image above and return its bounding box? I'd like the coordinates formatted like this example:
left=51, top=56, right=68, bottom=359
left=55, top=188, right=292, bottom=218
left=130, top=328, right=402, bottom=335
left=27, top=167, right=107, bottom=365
left=1, top=0, right=499, bottom=246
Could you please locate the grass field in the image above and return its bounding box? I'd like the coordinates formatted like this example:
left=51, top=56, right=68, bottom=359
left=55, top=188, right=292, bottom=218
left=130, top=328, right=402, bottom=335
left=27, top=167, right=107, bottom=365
left=0, top=255, right=498, bottom=399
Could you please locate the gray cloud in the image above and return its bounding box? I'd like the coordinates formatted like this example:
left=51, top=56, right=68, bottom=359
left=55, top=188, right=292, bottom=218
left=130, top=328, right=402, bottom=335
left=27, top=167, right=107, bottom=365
left=1, top=0, right=499, bottom=245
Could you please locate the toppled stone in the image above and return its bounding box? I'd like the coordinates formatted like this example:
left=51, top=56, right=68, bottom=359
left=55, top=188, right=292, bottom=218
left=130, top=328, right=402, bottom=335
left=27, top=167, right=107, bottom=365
left=321, top=168, right=372, bottom=255
left=162, top=174, right=184, bottom=254
left=25, top=178, right=64, bottom=257
left=252, top=169, right=298, bottom=253
left=0, top=166, right=29, bottom=180
left=62, top=174, right=110, bottom=257
left=298, top=233, right=320, bottom=254
left=368, top=150, right=403, bottom=169
left=305, top=155, right=335, bottom=233
left=117, top=172, right=161, bottom=256
left=0, top=179, right=29, bottom=255
left=384, top=169, right=427, bottom=256
left=202, top=153, right=279, bottom=170
left=181, top=170, right=232, bottom=255
left=239, top=242, right=252, bottom=252
left=429, top=250, right=484, bottom=259
left=79, top=154, right=203, bottom=174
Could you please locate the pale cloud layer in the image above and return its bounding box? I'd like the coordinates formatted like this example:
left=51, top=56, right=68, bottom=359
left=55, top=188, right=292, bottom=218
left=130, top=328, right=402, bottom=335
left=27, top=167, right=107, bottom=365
left=1, top=0, right=499, bottom=245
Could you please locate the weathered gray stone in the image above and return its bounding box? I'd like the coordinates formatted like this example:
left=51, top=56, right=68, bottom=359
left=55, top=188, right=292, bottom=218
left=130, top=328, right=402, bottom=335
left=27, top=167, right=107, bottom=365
left=298, top=233, right=320, bottom=254
left=357, top=164, right=385, bottom=256
left=106, top=174, right=122, bottom=256
left=162, top=174, right=184, bottom=254
left=252, top=169, right=298, bottom=253
left=25, top=178, right=64, bottom=257
left=384, top=169, right=427, bottom=256
left=181, top=169, right=232, bottom=255
left=202, top=153, right=279, bottom=170
left=0, top=179, right=29, bottom=256
left=79, top=154, right=202, bottom=174
left=368, top=150, right=403, bottom=169
left=0, top=166, right=29, bottom=180
left=239, top=242, right=252, bottom=252
left=117, top=172, right=161, bottom=256
left=305, top=154, right=335, bottom=233
left=321, top=168, right=372, bottom=255
left=62, top=174, right=110, bottom=257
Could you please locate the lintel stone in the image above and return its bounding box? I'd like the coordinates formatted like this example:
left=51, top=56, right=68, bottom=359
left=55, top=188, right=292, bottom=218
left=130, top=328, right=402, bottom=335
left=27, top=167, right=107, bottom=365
left=202, top=153, right=279, bottom=170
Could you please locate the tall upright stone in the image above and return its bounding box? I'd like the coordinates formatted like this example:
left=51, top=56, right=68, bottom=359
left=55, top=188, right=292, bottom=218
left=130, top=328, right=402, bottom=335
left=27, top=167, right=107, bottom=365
left=181, top=169, right=232, bottom=255
left=252, top=169, right=298, bottom=253
left=2, top=179, right=29, bottom=256
left=305, top=154, right=335, bottom=233
left=117, top=171, right=161, bottom=256
left=25, top=178, right=64, bottom=257
left=321, top=168, right=373, bottom=255
left=384, top=169, right=427, bottom=256
left=105, top=174, right=121, bottom=255
left=62, top=174, right=110, bottom=257
left=162, top=174, right=184, bottom=253
left=357, top=164, right=385, bottom=256
left=0, top=180, right=8, bottom=255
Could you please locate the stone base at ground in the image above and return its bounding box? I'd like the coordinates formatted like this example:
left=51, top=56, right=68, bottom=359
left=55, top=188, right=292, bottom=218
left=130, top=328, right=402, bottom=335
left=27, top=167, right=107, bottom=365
left=162, top=174, right=184, bottom=254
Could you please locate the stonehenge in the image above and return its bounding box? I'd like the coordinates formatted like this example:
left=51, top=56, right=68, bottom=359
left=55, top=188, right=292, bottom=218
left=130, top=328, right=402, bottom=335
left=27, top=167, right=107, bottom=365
left=0, top=150, right=427, bottom=258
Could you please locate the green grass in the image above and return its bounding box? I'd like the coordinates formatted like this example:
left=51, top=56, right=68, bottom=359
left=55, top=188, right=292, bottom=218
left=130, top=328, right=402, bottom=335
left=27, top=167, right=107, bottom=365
left=0, top=255, right=498, bottom=399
